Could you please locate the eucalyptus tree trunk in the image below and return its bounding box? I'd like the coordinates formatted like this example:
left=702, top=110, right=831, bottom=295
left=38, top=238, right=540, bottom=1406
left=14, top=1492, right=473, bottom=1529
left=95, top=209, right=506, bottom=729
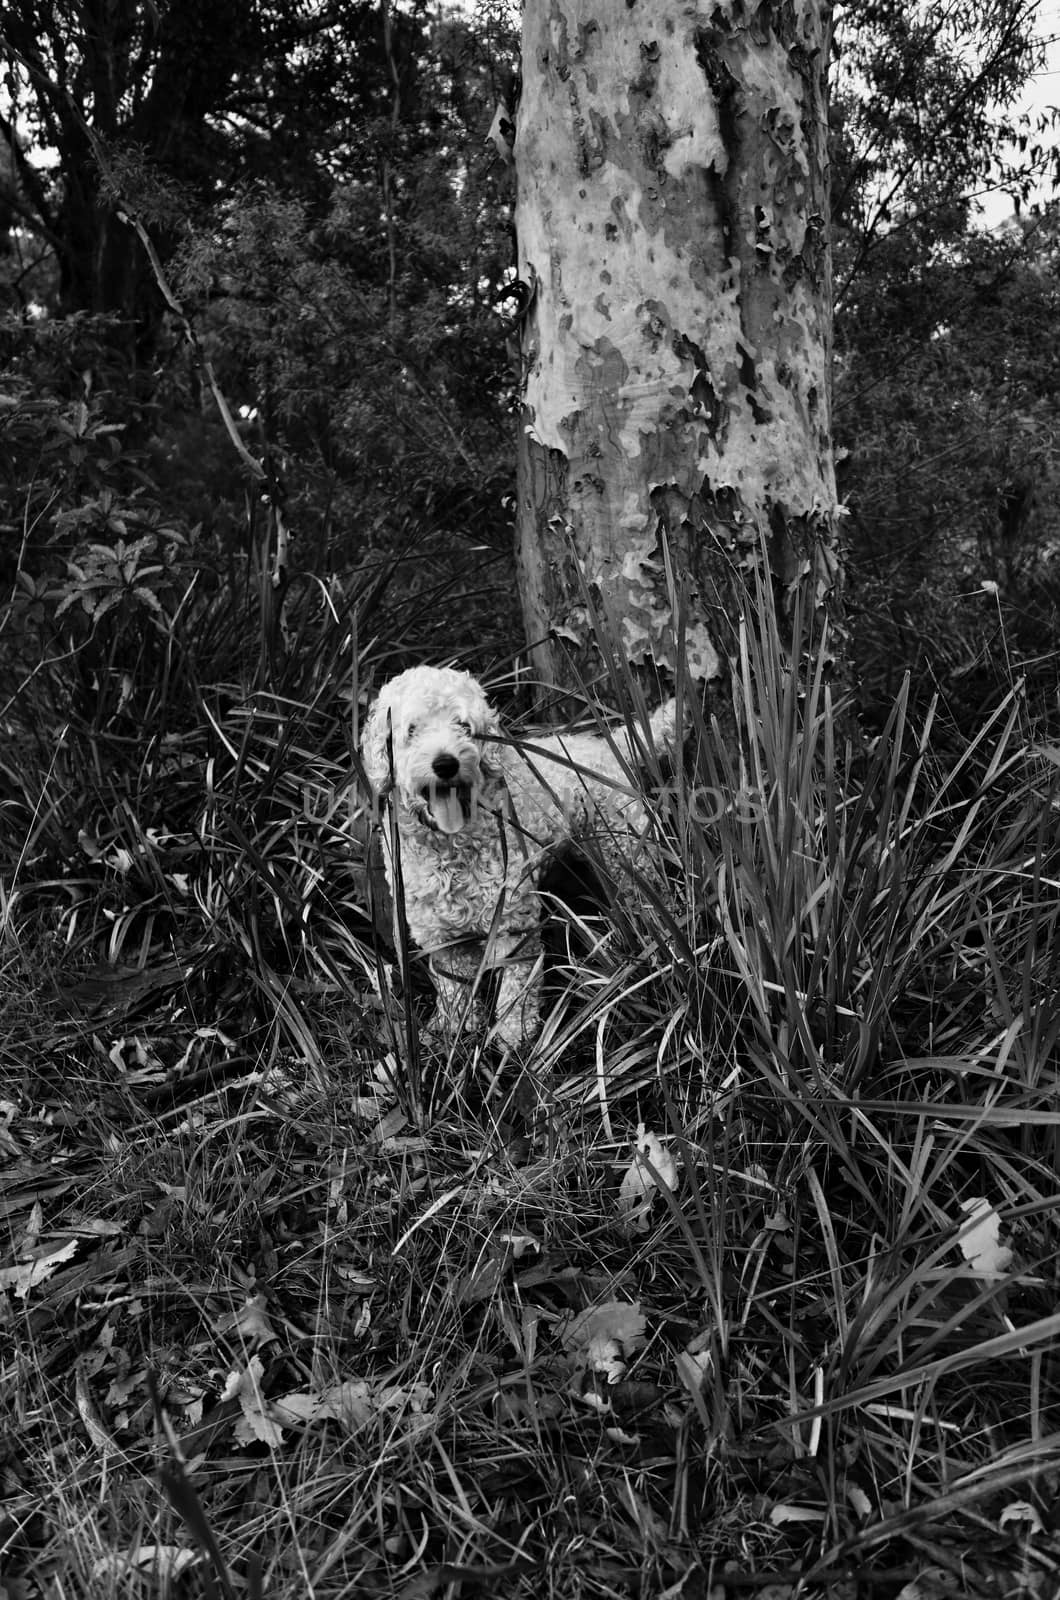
left=513, top=0, right=838, bottom=693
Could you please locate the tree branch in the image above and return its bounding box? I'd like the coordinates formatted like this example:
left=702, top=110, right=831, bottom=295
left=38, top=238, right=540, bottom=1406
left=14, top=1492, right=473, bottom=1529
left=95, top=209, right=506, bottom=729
left=119, top=206, right=265, bottom=482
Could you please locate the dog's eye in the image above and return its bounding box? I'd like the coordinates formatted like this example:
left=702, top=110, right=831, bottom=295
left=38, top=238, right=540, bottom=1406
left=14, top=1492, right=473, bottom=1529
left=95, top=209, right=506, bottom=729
left=457, top=719, right=473, bottom=736
left=405, top=722, right=417, bottom=740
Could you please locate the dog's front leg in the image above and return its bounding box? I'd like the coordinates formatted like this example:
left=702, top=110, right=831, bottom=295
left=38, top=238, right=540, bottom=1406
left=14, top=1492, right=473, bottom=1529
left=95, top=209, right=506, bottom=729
left=492, top=933, right=544, bottom=1050
left=427, top=943, right=486, bottom=1042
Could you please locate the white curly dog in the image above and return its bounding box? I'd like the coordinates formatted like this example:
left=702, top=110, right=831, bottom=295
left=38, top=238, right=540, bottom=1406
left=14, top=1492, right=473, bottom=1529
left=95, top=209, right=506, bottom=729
left=362, top=664, right=677, bottom=1049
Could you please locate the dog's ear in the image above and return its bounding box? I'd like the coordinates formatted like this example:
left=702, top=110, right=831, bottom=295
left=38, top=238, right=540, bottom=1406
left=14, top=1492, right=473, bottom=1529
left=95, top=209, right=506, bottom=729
left=477, top=702, right=508, bottom=783
left=361, top=687, right=395, bottom=794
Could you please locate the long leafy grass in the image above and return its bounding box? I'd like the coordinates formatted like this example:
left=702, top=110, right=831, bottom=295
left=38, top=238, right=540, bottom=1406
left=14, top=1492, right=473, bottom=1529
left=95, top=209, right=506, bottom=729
left=2, top=556, right=1059, bottom=1599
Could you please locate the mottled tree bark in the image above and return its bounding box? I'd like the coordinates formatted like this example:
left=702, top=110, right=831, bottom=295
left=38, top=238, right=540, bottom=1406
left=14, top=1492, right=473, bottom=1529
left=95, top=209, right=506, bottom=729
left=514, top=0, right=838, bottom=694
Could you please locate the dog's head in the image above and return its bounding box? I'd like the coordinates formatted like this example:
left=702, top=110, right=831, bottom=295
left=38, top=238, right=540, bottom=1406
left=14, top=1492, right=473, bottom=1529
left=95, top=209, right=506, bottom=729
left=361, top=665, right=505, bottom=835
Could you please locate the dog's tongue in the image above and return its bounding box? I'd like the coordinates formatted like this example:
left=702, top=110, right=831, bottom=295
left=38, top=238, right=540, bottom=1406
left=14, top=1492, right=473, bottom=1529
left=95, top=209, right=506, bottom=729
left=431, top=787, right=467, bottom=834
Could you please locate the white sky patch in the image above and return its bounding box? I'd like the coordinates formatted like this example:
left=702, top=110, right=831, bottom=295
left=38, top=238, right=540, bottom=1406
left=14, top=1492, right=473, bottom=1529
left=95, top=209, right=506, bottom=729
left=979, top=0, right=1060, bottom=227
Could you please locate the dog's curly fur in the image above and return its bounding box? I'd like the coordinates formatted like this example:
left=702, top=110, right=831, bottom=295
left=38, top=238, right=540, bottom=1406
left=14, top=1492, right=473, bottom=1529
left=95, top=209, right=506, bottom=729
left=362, top=664, right=676, bottom=1049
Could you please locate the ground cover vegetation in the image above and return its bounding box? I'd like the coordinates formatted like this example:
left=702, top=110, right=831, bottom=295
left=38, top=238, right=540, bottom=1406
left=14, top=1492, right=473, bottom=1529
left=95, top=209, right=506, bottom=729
left=1, top=1, right=1059, bottom=1595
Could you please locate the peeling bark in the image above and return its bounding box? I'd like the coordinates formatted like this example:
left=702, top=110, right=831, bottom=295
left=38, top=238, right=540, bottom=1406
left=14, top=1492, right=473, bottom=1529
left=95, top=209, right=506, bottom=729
left=514, top=0, right=838, bottom=694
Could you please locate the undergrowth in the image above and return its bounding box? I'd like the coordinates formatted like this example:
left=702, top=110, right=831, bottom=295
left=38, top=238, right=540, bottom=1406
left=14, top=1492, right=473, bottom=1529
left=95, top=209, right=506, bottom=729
left=1, top=560, right=1059, bottom=1600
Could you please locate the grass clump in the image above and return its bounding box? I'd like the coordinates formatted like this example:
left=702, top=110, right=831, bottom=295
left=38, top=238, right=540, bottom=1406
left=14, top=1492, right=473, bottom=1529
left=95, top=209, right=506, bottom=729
left=2, top=563, right=1059, bottom=1600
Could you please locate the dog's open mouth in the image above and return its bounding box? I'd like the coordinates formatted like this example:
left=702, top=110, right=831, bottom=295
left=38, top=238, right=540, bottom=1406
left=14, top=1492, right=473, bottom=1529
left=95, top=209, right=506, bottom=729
left=423, top=783, right=473, bottom=835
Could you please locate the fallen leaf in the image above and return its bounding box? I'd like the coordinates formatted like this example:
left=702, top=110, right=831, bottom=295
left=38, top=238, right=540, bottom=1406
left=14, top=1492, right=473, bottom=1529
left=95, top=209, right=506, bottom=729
left=93, top=1545, right=198, bottom=1582
left=675, top=1348, right=711, bottom=1395
left=498, top=1231, right=540, bottom=1258
left=846, top=1483, right=872, bottom=1521
left=376, top=1381, right=432, bottom=1415
left=606, top=1425, right=640, bottom=1446
left=76, top=1363, right=117, bottom=1454
left=373, top=1106, right=408, bottom=1143
left=25, top=1198, right=43, bottom=1241
left=897, top=1568, right=961, bottom=1600
left=562, top=1301, right=646, bottom=1382
left=318, top=1379, right=376, bottom=1427
left=271, top=1391, right=318, bottom=1425
left=458, top=1255, right=505, bottom=1304
left=0, top=1239, right=79, bottom=1298
left=132, top=1544, right=199, bottom=1577
left=768, top=1504, right=826, bottom=1525
left=77, top=1217, right=125, bottom=1237
left=215, top=1293, right=279, bottom=1347
left=957, top=1197, right=1012, bottom=1279
left=222, top=1355, right=283, bottom=1447
left=586, top=1334, right=626, bottom=1384
left=106, top=1367, right=147, bottom=1408
left=334, top=1266, right=375, bottom=1292
left=577, top=1386, right=611, bottom=1413
left=999, top=1499, right=1044, bottom=1534
left=350, top=1093, right=390, bottom=1118
left=109, top=1036, right=150, bottom=1071
left=617, top=1126, right=678, bottom=1233
left=272, top=1379, right=375, bottom=1431
left=173, top=1028, right=235, bottom=1073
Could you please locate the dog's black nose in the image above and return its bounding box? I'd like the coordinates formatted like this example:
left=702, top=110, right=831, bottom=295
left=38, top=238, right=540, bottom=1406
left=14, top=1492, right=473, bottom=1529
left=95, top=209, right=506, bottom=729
left=432, top=753, right=460, bottom=782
